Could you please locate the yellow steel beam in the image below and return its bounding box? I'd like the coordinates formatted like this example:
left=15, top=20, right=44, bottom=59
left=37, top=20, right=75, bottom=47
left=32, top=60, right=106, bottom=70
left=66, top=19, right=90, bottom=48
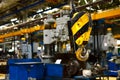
left=0, top=7, right=120, bottom=40
left=114, top=34, right=120, bottom=39
left=0, top=25, right=44, bottom=40
left=92, top=7, right=120, bottom=20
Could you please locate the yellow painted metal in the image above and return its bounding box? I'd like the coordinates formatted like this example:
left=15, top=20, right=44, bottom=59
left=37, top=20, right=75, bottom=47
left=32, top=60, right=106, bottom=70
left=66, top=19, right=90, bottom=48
left=0, top=25, right=44, bottom=39
left=114, top=34, right=120, bottom=39
left=0, top=39, right=4, bottom=42
left=75, top=27, right=92, bottom=46
left=75, top=46, right=89, bottom=61
left=71, top=13, right=89, bottom=35
left=92, top=7, right=120, bottom=20
left=21, top=37, right=26, bottom=41
left=0, top=7, right=120, bottom=39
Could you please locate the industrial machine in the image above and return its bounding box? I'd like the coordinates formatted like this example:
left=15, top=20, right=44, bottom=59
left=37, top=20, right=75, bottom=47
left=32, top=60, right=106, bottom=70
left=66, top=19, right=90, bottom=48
left=0, top=0, right=119, bottom=80
left=42, top=0, right=93, bottom=77
left=102, top=28, right=117, bottom=53
left=42, top=0, right=120, bottom=78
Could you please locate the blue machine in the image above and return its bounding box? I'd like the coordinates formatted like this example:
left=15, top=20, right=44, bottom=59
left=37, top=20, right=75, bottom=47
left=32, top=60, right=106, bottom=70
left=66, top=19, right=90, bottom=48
left=8, top=59, right=97, bottom=80
left=45, top=63, right=63, bottom=80
left=106, top=52, right=120, bottom=76
left=8, top=59, right=44, bottom=80
left=8, top=59, right=64, bottom=80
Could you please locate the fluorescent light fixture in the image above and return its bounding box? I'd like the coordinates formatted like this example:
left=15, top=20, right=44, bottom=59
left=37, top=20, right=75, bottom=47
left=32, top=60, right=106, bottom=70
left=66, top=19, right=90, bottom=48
left=8, top=49, right=14, bottom=52
left=43, top=8, right=59, bottom=14
left=10, top=18, right=17, bottom=22
left=86, top=7, right=94, bottom=10
left=37, top=9, right=43, bottom=13
left=45, top=7, right=51, bottom=10
left=53, top=8, right=59, bottom=11
left=16, top=20, right=19, bottom=23
left=84, top=0, right=97, bottom=4
left=0, top=25, right=5, bottom=29
left=0, top=24, right=10, bottom=30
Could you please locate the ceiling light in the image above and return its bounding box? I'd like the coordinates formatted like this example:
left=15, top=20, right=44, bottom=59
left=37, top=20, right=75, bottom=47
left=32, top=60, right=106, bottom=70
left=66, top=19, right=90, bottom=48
left=16, top=20, right=19, bottom=23
left=45, top=7, right=51, bottom=10
left=36, top=9, right=43, bottom=13
left=43, top=8, right=59, bottom=14
left=10, top=18, right=17, bottom=22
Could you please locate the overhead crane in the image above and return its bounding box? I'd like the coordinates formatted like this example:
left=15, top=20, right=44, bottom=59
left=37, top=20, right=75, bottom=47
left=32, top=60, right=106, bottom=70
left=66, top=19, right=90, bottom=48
left=92, top=7, right=120, bottom=20
left=0, top=7, right=120, bottom=42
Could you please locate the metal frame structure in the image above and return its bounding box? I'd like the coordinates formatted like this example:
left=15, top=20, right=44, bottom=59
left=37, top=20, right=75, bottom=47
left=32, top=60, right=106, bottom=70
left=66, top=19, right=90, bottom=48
left=0, top=7, right=120, bottom=41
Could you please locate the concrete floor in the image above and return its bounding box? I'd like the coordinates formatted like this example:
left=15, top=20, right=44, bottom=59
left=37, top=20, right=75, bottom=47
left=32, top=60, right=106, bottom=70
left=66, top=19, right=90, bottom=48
left=96, top=77, right=116, bottom=80
left=0, top=74, right=117, bottom=80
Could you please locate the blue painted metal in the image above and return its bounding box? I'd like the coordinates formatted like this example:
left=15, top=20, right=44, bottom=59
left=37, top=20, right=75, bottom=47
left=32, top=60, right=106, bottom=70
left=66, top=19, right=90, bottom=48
left=9, top=64, right=28, bottom=80
left=106, top=52, right=120, bottom=76
left=8, top=59, right=44, bottom=80
left=8, top=59, right=66, bottom=80
left=28, top=63, right=44, bottom=79
left=8, top=58, right=41, bottom=65
left=45, top=63, right=63, bottom=78
left=97, top=19, right=105, bottom=24
left=45, top=76, right=62, bottom=80
left=74, top=76, right=95, bottom=80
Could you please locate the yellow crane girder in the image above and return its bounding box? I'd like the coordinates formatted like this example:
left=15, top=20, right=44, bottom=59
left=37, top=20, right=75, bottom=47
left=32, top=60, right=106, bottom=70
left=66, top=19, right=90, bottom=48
left=0, top=7, right=120, bottom=41
left=92, top=7, right=120, bottom=20
left=114, top=34, right=120, bottom=39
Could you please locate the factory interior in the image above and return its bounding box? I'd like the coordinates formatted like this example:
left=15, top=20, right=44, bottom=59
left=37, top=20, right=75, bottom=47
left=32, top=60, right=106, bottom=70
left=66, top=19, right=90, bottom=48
left=0, top=0, right=120, bottom=80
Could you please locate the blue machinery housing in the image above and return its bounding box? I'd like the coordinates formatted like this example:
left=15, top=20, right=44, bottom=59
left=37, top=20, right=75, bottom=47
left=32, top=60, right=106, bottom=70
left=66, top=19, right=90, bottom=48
left=8, top=59, right=63, bottom=80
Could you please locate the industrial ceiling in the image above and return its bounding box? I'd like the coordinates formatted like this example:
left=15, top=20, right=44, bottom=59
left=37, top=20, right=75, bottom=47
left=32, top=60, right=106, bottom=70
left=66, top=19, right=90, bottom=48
left=0, top=0, right=120, bottom=37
